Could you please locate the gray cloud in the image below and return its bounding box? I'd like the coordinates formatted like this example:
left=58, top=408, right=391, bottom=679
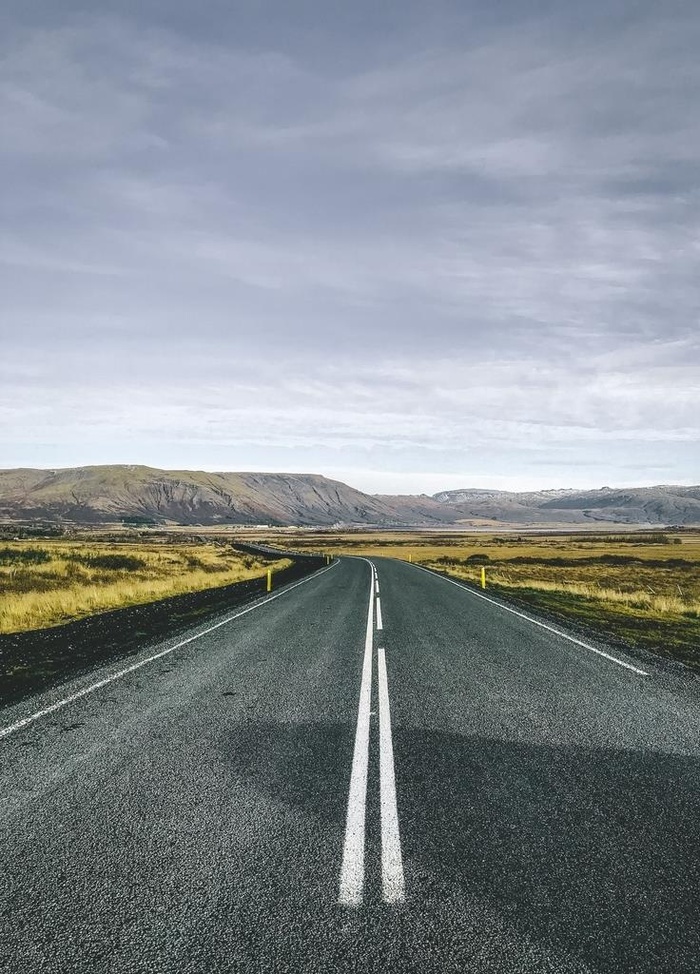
left=1, top=2, right=698, bottom=490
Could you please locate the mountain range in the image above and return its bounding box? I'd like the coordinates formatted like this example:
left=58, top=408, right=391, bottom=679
left=0, top=466, right=698, bottom=528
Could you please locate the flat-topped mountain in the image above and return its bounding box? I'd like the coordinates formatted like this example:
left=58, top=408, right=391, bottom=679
left=0, top=466, right=395, bottom=527
left=0, top=466, right=698, bottom=527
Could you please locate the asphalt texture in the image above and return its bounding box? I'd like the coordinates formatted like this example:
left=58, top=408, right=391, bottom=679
left=1, top=557, right=698, bottom=973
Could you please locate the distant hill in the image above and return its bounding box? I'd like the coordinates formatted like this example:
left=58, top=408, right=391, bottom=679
left=0, top=466, right=698, bottom=527
left=432, top=486, right=700, bottom=526
left=0, top=466, right=397, bottom=527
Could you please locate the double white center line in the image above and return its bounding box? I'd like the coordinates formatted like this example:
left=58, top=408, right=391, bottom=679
left=338, top=562, right=404, bottom=906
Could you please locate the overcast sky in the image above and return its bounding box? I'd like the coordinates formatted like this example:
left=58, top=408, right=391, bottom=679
left=1, top=1, right=698, bottom=494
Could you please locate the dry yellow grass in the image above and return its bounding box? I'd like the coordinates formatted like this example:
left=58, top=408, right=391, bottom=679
left=254, top=527, right=698, bottom=559
left=0, top=541, right=291, bottom=633
left=424, top=562, right=700, bottom=617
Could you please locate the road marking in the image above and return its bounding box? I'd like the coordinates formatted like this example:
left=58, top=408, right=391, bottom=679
left=410, top=564, right=649, bottom=676
left=377, top=647, right=405, bottom=903
left=0, top=562, right=339, bottom=742
left=338, top=563, right=375, bottom=905
left=376, top=596, right=384, bottom=631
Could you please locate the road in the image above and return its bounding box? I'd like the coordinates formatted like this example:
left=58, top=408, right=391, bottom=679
left=1, top=557, right=699, bottom=973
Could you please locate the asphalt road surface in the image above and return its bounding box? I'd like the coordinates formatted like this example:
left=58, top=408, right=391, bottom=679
left=1, top=557, right=699, bottom=974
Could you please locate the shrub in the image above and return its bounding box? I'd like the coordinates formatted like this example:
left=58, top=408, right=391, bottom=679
left=80, top=554, right=147, bottom=571
left=0, top=547, right=52, bottom=565
left=184, top=556, right=206, bottom=569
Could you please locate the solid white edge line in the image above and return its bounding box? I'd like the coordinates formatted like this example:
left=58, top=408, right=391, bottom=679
left=338, top=560, right=375, bottom=905
left=0, top=561, right=339, bottom=742
left=377, top=646, right=405, bottom=903
left=376, top=597, right=383, bottom=631
left=410, top=563, right=649, bottom=677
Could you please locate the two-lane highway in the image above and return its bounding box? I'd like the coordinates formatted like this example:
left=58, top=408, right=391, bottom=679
left=1, top=557, right=699, bottom=973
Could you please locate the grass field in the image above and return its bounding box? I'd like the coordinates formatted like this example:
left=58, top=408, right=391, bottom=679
left=262, top=529, right=700, bottom=671
left=2, top=528, right=698, bottom=671
left=0, top=541, right=291, bottom=633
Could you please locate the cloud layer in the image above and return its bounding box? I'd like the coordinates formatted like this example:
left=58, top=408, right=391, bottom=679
left=1, top=2, right=698, bottom=491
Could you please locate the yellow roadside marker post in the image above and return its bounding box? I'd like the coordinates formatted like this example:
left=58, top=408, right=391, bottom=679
left=267, top=569, right=272, bottom=592
left=408, top=553, right=412, bottom=563
left=481, top=567, right=486, bottom=589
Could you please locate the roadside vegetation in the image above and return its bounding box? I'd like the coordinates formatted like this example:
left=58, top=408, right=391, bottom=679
left=262, top=529, right=700, bottom=671
left=0, top=541, right=290, bottom=633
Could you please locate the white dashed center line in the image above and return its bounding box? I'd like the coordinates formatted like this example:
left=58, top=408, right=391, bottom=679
left=339, top=562, right=404, bottom=906
left=338, top=564, right=375, bottom=905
